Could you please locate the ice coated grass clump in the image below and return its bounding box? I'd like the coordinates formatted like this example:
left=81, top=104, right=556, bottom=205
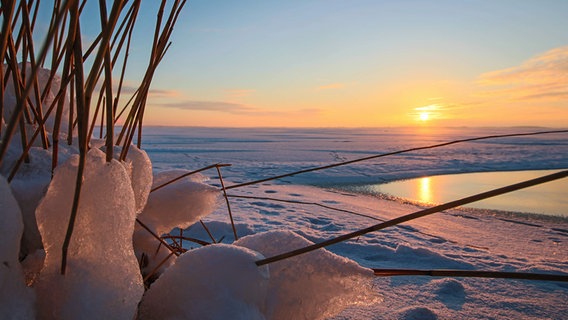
left=35, top=148, right=143, bottom=319
left=0, top=175, right=35, bottom=319
left=236, top=230, right=381, bottom=320
left=138, top=170, right=220, bottom=235
left=139, top=244, right=269, bottom=319
left=134, top=169, right=220, bottom=279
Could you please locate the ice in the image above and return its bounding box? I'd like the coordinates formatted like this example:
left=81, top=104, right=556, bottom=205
left=235, top=230, right=380, bottom=320
left=123, top=146, right=153, bottom=214
left=96, top=143, right=153, bottom=214
left=2, top=62, right=70, bottom=135
left=138, top=170, right=220, bottom=235
left=34, top=148, right=143, bottom=319
left=0, top=175, right=35, bottom=319
left=138, top=243, right=269, bottom=320
left=134, top=169, right=220, bottom=281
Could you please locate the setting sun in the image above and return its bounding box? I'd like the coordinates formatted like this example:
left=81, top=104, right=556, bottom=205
left=419, top=112, right=430, bottom=121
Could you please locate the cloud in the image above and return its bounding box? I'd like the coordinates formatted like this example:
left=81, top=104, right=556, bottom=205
left=157, top=100, right=255, bottom=114
left=317, top=83, right=345, bottom=90
left=476, top=46, right=568, bottom=102
left=224, top=89, right=256, bottom=98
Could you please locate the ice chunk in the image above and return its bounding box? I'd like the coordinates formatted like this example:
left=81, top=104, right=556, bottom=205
left=0, top=175, right=36, bottom=319
left=97, top=143, right=153, bottom=214
left=35, top=148, right=143, bottom=319
left=124, top=146, right=153, bottom=214
left=133, top=170, right=219, bottom=281
left=138, top=244, right=269, bottom=320
left=236, top=230, right=380, bottom=320
left=5, top=143, right=78, bottom=258
left=137, top=170, right=220, bottom=236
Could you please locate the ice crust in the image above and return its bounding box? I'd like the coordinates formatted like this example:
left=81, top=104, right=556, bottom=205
left=138, top=243, right=269, bottom=320
left=134, top=170, right=220, bottom=280
left=0, top=175, right=36, bottom=319
left=138, top=170, right=220, bottom=235
left=235, top=230, right=379, bottom=320
left=34, top=148, right=143, bottom=319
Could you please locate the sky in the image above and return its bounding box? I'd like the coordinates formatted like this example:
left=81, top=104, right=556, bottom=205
left=48, top=1, right=568, bottom=127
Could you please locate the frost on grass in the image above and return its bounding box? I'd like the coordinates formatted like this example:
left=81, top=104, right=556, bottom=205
left=0, top=175, right=35, bottom=319
left=35, top=148, right=143, bottom=319
left=236, top=230, right=381, bottom=320
left=134, top=170, right=220, bottom=279
left=138, top=244, right=269, bottom=320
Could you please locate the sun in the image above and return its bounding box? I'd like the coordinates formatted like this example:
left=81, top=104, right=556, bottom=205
left=419, top=112, right=429, bottom=121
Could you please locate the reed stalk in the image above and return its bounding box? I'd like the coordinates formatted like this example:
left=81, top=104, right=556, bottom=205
left=372, top=268, right=568, bottom=282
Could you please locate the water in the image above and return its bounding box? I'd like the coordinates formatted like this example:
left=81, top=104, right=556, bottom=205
left=348, top=170, right=567, bottom=217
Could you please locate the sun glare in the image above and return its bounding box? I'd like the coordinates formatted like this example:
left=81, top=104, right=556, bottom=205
left=419, top=112, right=429, bottom=121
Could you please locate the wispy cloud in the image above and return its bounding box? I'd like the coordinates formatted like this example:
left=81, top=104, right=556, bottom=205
left=157, top=100, right=255, bottom=114
left=476, top=46, right=568, bottom=102
left=316, top=83, right=345, bottom=90
left=224, top=89, right=256, bottom=98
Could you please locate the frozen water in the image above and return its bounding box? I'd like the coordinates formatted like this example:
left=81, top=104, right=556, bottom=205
left=235, top=230, right=380, bottom=320
left=138, top=243, right=269, bottom=320
left=0, top=175, right=35, bottom=319
left=35, top=148, right=143, bottom=319
left=137, top=170, right=220, bottom=236
left=2, top=62, right=70, bottom=135
left=134, top=169, right=220, bottom=280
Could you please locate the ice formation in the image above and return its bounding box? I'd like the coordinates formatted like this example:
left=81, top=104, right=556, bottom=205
left=138, top=170, right=220, bottom=235
left=34, top=148, right=143, bottom=319
left=0, top=175, right=36, bottom=319
left=138, top=243, right=269, bottom=320
left=235, top=230, right=380, bottom=320
left=123, top=146, right=153, bottom=214
left=134, top=170, right=220, bottom=279
left=2, top=62, right=70, bottom=134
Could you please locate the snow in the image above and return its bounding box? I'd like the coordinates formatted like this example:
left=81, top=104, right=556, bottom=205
left=0, top=175, right=35, bottom=319
left=138, top=244, right=269, bottom=320
left=137, top=170, right=220, bottom=236
left=134, top=170, right=220, bottom=279
left=0, top=124, right=566, bottom=319
left=235, top=231, right=379, bottom=320
left=34, top=148, right=143, bottom=319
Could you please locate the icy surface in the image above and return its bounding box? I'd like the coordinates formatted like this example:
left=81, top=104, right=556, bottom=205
left=152, top=126, right=567, bottom=319
left=124, top=146, right=153, bottom=214
left=35, top=148, right=143, bottom=319
left=134, top=170, right=219, bottom=280
left=0, top=175, right=35, bottom=319
left=138, top=170, right=220, bottom=236
left=235, top=231, right=379, bottom=320
left=139, top=244, right=269, bottom=320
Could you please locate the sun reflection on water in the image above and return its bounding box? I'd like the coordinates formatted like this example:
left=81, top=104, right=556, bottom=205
left=418, top=177, right=432, bottom=204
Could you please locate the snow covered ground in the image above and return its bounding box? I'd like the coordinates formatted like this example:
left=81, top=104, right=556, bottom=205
left=2, top=124, right=567, bottom=319
left=144, top=126, right=568, bottom=319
